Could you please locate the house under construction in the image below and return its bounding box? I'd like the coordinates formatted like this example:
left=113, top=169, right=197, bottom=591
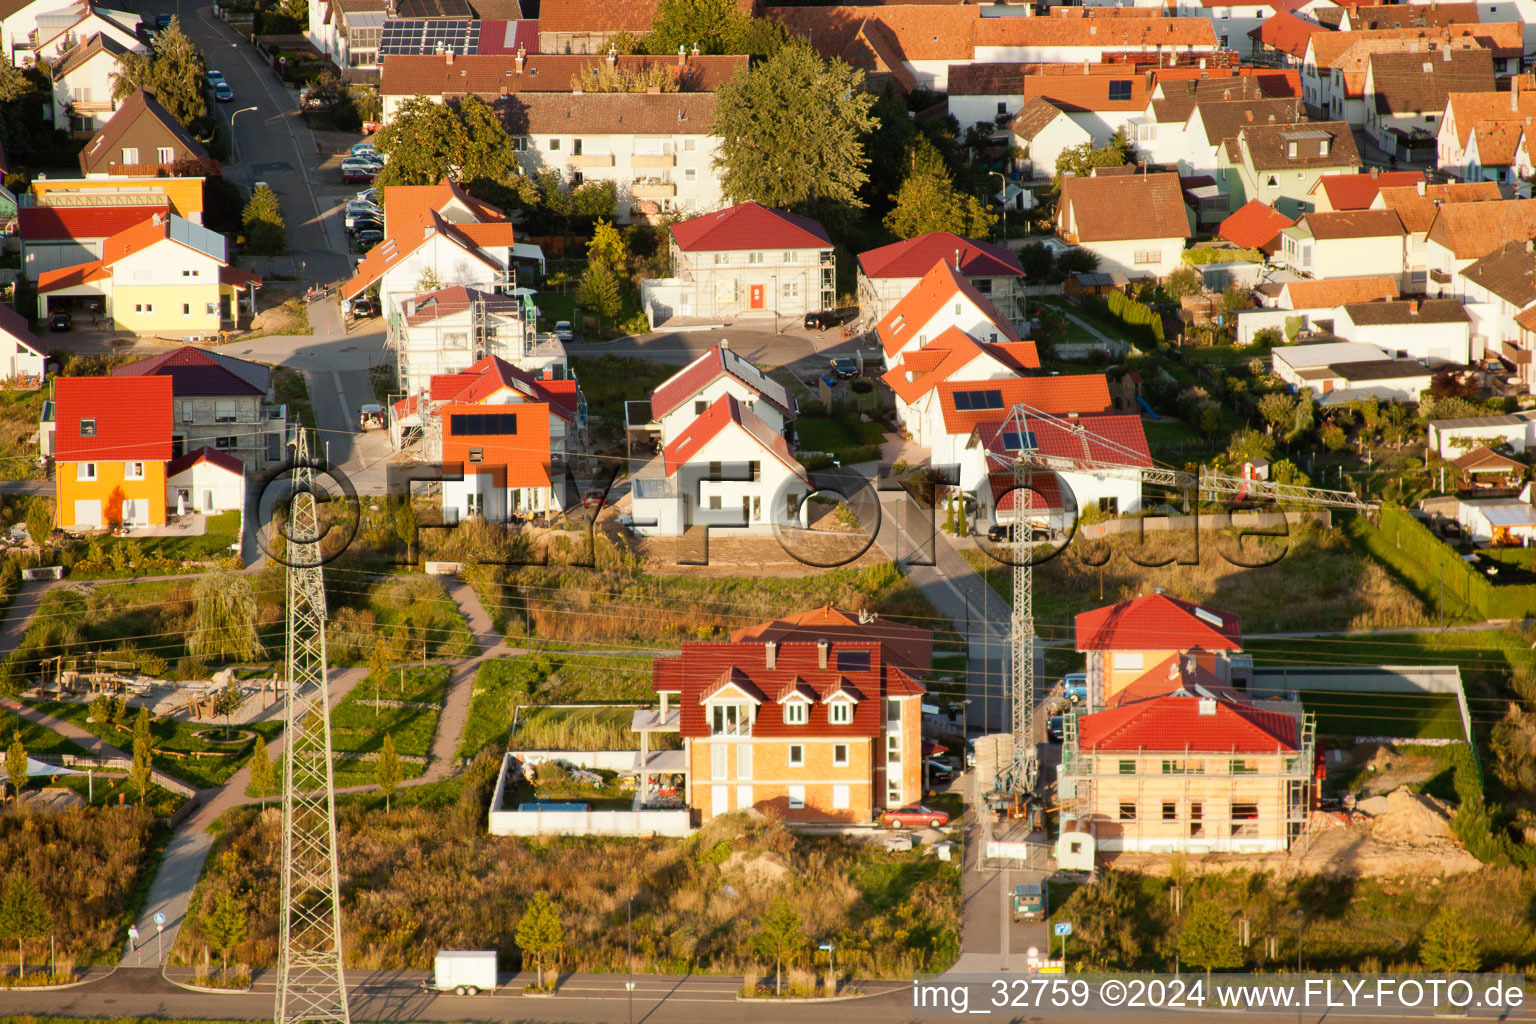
left=386, top=283, right=571, bottom=398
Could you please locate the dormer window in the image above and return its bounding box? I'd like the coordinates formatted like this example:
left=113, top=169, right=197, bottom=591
left=784, top=701, right=807, bottom=725
left=711, top=703, right=750, bottom=736
left=829, top=700, right=852, bottom=725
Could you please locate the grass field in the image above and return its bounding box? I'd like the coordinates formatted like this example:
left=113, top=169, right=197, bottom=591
left=328, top=665, right=450, bottom=786
left=795, top=415, right=885, bottom=458
left=79, top=511, right=242, bottom=569
left=513, top=704, right=680, bottom=751
left=1291, top=689, right=1464, bottom=740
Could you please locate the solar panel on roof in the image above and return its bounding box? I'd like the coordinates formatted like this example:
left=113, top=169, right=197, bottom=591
left=378, top=17, right=481, bottom=55
left=1001, top=430, right=1036, bottom=452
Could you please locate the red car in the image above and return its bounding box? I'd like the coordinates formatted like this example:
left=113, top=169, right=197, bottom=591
left=881, top=805, right=949, bottom=829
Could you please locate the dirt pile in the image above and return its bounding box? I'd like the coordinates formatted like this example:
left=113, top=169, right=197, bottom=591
left=1369, top=789, right=1457, bottom=845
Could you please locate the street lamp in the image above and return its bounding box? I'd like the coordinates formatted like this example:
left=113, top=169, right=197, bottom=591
left=627, top=897, right=634, bottom=1024
left=229, top=105, right=259, bottom=167
left=989, top=170, right=1008, bottom=243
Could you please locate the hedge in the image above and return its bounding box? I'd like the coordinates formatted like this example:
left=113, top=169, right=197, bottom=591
left=1364, top=507, right=1536, bottom=621
left=1084, top=291, right=1164, bottom=345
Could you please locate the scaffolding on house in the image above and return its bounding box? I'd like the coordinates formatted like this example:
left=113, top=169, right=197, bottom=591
left=1057, top=709, right=1316, bottom=855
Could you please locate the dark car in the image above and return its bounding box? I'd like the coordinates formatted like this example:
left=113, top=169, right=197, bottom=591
left=353, top=229, right=384, bottom=251
left=49, top=311, right=72, bottom=332
left=156, top=12, right=173, bottom=29
left=347, top=217, right=382, bottom=236
left=987, top=522, right=1050, bottom=543
left=804, top=308, right=858, bottom=332
left=830, top=356, right=859, bottom=379
left=1046, top=714, right=1064, bottom=743
left=349, top=296, right=378, bottom=319
left=925, top=758, right=954, bottom=784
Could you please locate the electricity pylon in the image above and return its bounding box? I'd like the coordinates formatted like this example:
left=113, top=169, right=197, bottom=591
left=276, top=428, right=350, bottom=1024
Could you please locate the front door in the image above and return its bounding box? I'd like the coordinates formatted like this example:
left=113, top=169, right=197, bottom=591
left=749, top=284, right=764, bottom=310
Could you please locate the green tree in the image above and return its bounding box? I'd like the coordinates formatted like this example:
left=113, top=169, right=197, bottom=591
left=1164, top=266, right=1203, bottom=302
left=1288, top=388, right=1315, bottom=441
left=1420, top=908, right=1481, bottom=971
left=455, top=95, right=519, bottom=183
left=188, top=572, right=263, bottom=662
left=0, top=875, right=50, bottom=976
left=202, top=891, right=248, bottom=974
left=573, top=180, right=618, bottom=219
left=394, top=497, right=419, bottom=555
left=1177, top=899, right=1242, bottom=978
left=1257, top=392, right=1297, bottom=434
left=6, top=730, right=25, bottom=804
left=375, top=733, right=401, bottom=812
left=1072, top=870, right=1143, bottom=968
left=110, top=19, right=207, bottom=127
left=1320, top=422, right=1349, bottom=451
left=1017, top=241, right=1055, bottom=290
left=535, top=168, right=574, bottom=218
left=212, top=678, right=245, bottom=739
left=1056, top=248, right=1100, bottom=276
left=575, top=261, right=622, bottom=329
left=241, top=185, right=288, bottom=256
left=130, top=707, right=154, bottom=805
left=1053, top=130, right=1130, bottom=186
left=645, top=0, right=748, bottom=55
left=884, top=146, right=996, bottom=240
left=376, top=95, right=516, bottom=191
left=515, top=891, right=564, bottom=989
left=711, top=42, right=876, bottom=210
left=587, top=219, right=628, bottom=274
left=248, top=734, right=275, bottom=804
left=1225, top=428, right=1275, bottom=465
left=25, top=498, right=52, bottom=548
left=752, top=896, right=805, bottom=995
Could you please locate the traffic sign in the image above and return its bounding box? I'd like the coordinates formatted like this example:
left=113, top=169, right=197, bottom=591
left=1054, top=922, right=1073, bottom=936
left=153, top=912, right=165, bottom=929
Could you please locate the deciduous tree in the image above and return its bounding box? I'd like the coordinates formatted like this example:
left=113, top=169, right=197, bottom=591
left=212, top=678, right=245, bottom=739
left=202, top=891, right=248, bottom=974
left=25, top=498, right=51, bottom=548
left=883, top=141, right=996, bottom=240
left=130, top=707, right=154, bottom=805
left=752, top=896, right=805, bottom=995
left=1164, top=266, right=1203, bottom=302
left=375, top=733, right=401, bottom=812
left=6, top=730, right=25, bottom=805
left=711, top=42, right=876, bottom=210
left=575, top=261, right=622, bottom=329
left=0, top=875, right=50, bottom=975
left=515, top=891, right=564, bottom=989
left=189, top=572, right=262, bottom=662
left=1177, top=900, right=1242, bottom=978
left=644, top=0, right=747, bottom=55
left=375, top=95, right=517, bottom=191
left=1053, top=130, right=1130, bottom=185
left=248, top=734, right=275, bottom=804
left=587, top=219, right=628, bottom=274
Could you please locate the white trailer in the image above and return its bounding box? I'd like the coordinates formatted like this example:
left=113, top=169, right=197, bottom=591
left=430, top=950, right=498, bottom=995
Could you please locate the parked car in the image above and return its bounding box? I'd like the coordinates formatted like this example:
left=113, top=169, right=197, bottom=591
left=49, top=311, right=72, bottom=332
left=354, top=186, right=378, bottom=205
left=964, top=738, right=975, bottom=770
left=988, top=522, right=1050, bottom=543
left=1062, top=672, right=1087, bottom=703
left=803, top=308, right=858, bottom=331
left=213, top=82, right=234, bottom=103
left=156, top=12, right=172, bottom=29
left=1011, top=883, right=1046, bottom=922
left=925, top=758, right=954, bottom=784
left=349, top=141, right=377, bottom=158
left=345, top=207, right=381, bottom=231
left=553, top=321, right=573, bottom=342
left=353, top=228, right=384, bottom=251
left=830, top=356, right=859, bottom=379
left=881, top=805, right=949, bottom=829
left=1046, top=714, right=1064, bottom=743
left=340, top=158, right=378, bottom=183
left=348, top=216, right=382, bottom=236
left=349, top=295, right=378, bottom=319
left=206, top=70, right=224, bottom=86
left=582, top=488, right=606, bottom=508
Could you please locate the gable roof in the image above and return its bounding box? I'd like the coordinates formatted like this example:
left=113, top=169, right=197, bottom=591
left=112, top=346, right=269, bottom=397
left=1076, top=591, right=1242, bottom=651
left=1342, top=298, right=1470, bottom=325
left=1151, top=75, right=1268, bottom=124
left=1445, top=88, right=1536, bottom=149
left=1009, top=96, right=1073, bottom=142
left=731, top=604, right=934, bottom=675
left=1470, top=119, right=1524, bottom=166
left=1249, top=9, right=1327, bottom=60
left=661, top=393, right=806, bottom=480
left=875, top=259, right=1020, bottom=357
left=1426, top=198, right=1536, bottom=260
left=403, top=284, right=524, bottom=326
left=52, top=31, right=129, bottom=79
left=54, top=375, right=172, bottom=462
left=880, top=326, right=1036, bottom=405
left=937, top=374, right=1113, bottom=435
left=1368, top=47, right=1494, bottom=117
left=971, top=14, right=1217, bottom=49
left=1075, top=693, right=1299, bottom=754
left=859, top=231, right=1023, bottom=281
left=1461, top=239, right=1536, bottom=307
left=650, top=344, right=792, bottom=421
left=1218, top=200, right=1295, bottom=250
left=342, top=181, right=511, bottom=301
left=669, top=201, right=830, bottom=252
left=1058, top=171, right=1191, bottom=244
left=78, top=89, right=208, bottom=175
left=502, top=91, right=717, bottom=137
left=36, top=259, right=110, bottom=293
left=974, top=411, right=1151, bottom=470
left=1279, top=274, right=1399, bottom=308
left=950, top=63, right=1149, bottom=111
left=1374, top=180, right=1500, bottom=232
left=1194, top=95, right=1308, bottom=149
left=768, top=4, right=981, bottom=63
left=1314, top=170, right=1424, bottom=211
left=1451, top=444, right=1524, bottom=473
left=1236, top=120, right=1359, bottom=171
left=0, top=303, right=45, bottom=359
left=1297, top=208, right=1406, bottom=239
left=165, top=445, right=245, bottom=479
left=1345, top=3, right=1480, bottom=29
left=430, top=354, right=581, bottom=421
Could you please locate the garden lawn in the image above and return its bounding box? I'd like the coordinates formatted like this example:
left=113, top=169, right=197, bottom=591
left=1, top=707, right=89, bottom=758
left=95, top=511, right=241, bottom=564
left=26, top=700, right=284, bottom=790
left=795, top=416, right=886, bottom=458
left=1290, top=688, right=1463, bottom=740
left=570, top=355, right=680, bottom=428
left=328, top=665, right=449, bottom=787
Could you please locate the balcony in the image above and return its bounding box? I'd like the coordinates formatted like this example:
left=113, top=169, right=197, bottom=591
left=633, top=179, right=675, bottom=199
left=570, top=153, right=614, bottom=168
left=1503, top=340, right=1533, bottom=365
left=70, top=100, right=113, bottom=114
left=633, top=153, right=675, bottom=169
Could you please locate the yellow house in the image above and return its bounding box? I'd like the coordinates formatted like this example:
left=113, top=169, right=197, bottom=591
left=36, top=213, right=258, bottom=337
left=54, top=375, right=173, bottom=528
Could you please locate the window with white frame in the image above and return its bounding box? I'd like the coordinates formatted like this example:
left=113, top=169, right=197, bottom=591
left=180, top=401, right=194, bottom=423
left=77, top=462, right=96, bottom=481
left=125, top=462, right=145, bottom=480
left=1133, top=250, right=1160, bottom=266
left=549, top=138, right=561, bottom=151
left=784, top=700, right=807, bottom=725
left=711, top=743, right=727, bottom=780
left=79, top=418, right=96, bottom=437
left=782, top=281, right=799, bottom=298
left=782, top=251, right=798, bottom=263
left=214, top=400, right=237, bottom=423
left=787, top=784, right=805, bottom=809
left=156, top=146, right=174, bottom=164
left=121, top=147, right=138, bottom=164
left=683, top=168, right=696, bottom=182
left=713, top=252, right=728, bottom=265
left=748, top=252, right=764, bottom=265
left=683, top=138, right=696, bottom=151
left=787, top=743, right=804, bottom=766
left=829, top=700, right=852, bottom=725
left=832, top=743, right=849, bottom=767
left=710, top=702, right=750, bottom=735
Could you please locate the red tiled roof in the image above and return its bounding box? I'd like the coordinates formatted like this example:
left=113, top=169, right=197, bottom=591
left=36, top=259, right=110, bottom=292
left=112, top=347, right=269, bottom=398
left=988, top=470, right=1064, bottom=512
left=54, top=375, right=172, bottom=462
left=1075, top=592, right=1242, bottom=651
left=660, top=393, right=805, bottom=480
left=379, top=52, right=747, bottom=96
left=1248, top=10, right=1327, bottom=60
left=972, top=15, right=1218, bottom=48
left=17, top=201, right=166, bottom=242
left=650, top=344, right=792, bottom=420
left=429, top=354, right=580, bottom=421
left=1075, top=694, right=1298, bottom=753
left=670, top=201, right=831, bottom=252
left=976, top=412, right=1151, bottom=469
left=937, top=375, right=1113, bottom=435
left=858, top=231, right=1023, bottom=280
left=165, top=446, right=245, bottom=478
left=1315, top=170, right=1424, bottom=210
left=1218, top=200, right=1295, bottom=250
left=654, top=639, right=925, bottom=741
left=881, top=326, right=1036, bottom=405
left=730, top=603, right=934, bottom=675
left=876, top=259, right=1019, bottom=357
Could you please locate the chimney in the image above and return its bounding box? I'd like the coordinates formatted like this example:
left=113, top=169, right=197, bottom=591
left=817, top=639, right=830, bottom=670
left=445, top=49, right=453, bottom=64
left=1371, top=166, right=1379, bottom=178
left=1244, top=109, right=1252, bottom=122
left=1410, top=299, right=1420, bottom=313
left=515, top=45, right=525, bottom=73
left=955, top=247, right=962, bottom=270
left=691, top=43, right=700, bottom=56
left=765, top=641, right=778, bottom=670
left=678, top=43, right=686, bottom=65
left=1417, top=178, right=1426, bottom=196
left=1514, top=74, right=1521, bottom=113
